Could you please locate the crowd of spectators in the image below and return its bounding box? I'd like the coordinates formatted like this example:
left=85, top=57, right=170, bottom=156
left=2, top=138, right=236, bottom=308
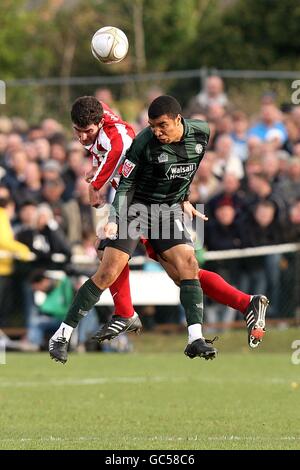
left=1, top=79, right=300, bottom=347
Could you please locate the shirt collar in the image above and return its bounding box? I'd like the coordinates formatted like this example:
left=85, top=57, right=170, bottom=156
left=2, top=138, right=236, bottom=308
left=182, top=117, right=190, bottom=140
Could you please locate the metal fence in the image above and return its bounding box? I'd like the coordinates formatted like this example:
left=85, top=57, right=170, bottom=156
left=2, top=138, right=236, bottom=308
left=3, top=68, right=299, bottom=124
left=1, top=241, right=300, bottom=329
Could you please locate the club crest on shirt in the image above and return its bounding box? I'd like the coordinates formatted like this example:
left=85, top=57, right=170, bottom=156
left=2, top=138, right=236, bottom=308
left=195, top=143, right=203, bottom=154
left=122, top=159, right=136, bottom=177
left=158, top=152, right=169, bottom=163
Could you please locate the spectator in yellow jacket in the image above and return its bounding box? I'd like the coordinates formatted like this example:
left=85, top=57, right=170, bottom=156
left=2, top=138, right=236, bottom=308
left=0, top=185, right=31, bottom=326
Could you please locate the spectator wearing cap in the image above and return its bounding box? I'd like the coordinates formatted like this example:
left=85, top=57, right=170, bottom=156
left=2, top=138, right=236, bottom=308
left=20, top=270, right=74, bottom=351
left=42, top=159, right=68, bottom=201
left=14, top=199, right=38, bottom=234
left=42, top=159, right=62, bottom=180
left=21, top=269, right=99, bottom=352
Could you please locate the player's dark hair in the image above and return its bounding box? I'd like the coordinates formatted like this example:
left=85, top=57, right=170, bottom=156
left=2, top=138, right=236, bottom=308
left=71, top=96, right=103, bottom=127
left=148, top=95, right=182, bottom=119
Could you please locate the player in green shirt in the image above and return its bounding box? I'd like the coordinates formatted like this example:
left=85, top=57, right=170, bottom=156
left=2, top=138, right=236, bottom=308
left=110, top=117, right=209, bottom=209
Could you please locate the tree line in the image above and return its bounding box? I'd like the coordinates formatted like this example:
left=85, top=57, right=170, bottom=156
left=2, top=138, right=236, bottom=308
left=0, top=0, right=299, bottom=121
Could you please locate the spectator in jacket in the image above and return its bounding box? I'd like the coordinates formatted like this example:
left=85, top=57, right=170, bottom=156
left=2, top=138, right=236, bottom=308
left=0, top=185, right=31, bottom=326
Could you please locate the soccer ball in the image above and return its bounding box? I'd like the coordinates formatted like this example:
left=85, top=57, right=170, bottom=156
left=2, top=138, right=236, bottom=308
left=91, top=26, right=129, bottom=64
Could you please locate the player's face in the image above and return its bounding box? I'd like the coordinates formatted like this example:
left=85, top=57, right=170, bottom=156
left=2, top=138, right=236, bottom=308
left=73, top=120, right=103, bottom=146
left=148, top=114, right=183, bottom=144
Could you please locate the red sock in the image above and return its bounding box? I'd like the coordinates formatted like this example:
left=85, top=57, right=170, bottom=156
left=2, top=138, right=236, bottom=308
left=109, top=264, right=134, bottom=318
left=199, top=269, right=251, bottom=314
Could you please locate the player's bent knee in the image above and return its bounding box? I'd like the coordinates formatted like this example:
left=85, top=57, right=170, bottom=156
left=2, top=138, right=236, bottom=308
left=168, top=271, right=180, bottom=286
left=188, top=255, right=199, bottom=271
left=179, top=256, right=199, bottom=279
left=92, top=269, right=119, bottom=289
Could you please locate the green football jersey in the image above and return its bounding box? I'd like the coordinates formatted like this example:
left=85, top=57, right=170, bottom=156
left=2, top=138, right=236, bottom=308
left=112, top=118, right=210, bottom=217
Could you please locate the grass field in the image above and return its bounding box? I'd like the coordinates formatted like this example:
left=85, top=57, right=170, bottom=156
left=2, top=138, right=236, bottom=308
left=1, top=329, right=300, bottom=450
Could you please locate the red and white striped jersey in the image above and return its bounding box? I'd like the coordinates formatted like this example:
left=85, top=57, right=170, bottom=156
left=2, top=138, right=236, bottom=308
left=85, top=101, right=135, bottom=190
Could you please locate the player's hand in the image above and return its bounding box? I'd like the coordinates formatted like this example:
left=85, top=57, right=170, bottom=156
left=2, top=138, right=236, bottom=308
left=104, top=222, right=118, bottom=240
left=88, top=184, right=105, bottom=208
left=183, top=201, right=208, bottom=221
left=85, top=169, right=96, bottom=183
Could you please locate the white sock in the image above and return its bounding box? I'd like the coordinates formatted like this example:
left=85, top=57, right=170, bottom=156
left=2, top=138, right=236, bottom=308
left=188, top=323, right=203, bottom=344
left=51, top=322, right=74, bottom=342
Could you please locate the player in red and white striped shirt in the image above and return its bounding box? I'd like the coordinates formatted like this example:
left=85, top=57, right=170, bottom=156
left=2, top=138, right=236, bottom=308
left=70, top=96, right=138, bottom=324
left=86, top=102, right=134, bottom=188
left=73, top=98, right=135, bottom=205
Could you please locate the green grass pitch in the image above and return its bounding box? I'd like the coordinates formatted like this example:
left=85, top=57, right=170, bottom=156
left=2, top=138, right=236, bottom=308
left=0, top=329, right=300, bottom=450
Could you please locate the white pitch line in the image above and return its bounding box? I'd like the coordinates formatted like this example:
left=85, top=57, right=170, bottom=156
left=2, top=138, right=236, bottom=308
left=0, top=376, right=181, bottom=388
left=0, top=435, right=299, bottom=444
left=0, top=375, right=296, bottom=388
left=0, top=375, right=298, bottom=388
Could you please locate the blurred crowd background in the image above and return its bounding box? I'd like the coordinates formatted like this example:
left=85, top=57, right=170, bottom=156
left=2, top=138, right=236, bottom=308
left=1, top=78, right=300, bottom=352
left=1, top=0, right=300, bottom=352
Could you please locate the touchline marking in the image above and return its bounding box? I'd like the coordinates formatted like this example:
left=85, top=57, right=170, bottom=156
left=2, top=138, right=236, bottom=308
left=0, top=435, right=299, bottom=443
left=0, top=376, right=181, bottom=388
left=0, top=375, right=295, bottom=388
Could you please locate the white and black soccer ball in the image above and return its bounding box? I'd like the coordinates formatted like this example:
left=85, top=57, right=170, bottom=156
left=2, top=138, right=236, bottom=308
left=91, top=26, right=129, bottom=64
